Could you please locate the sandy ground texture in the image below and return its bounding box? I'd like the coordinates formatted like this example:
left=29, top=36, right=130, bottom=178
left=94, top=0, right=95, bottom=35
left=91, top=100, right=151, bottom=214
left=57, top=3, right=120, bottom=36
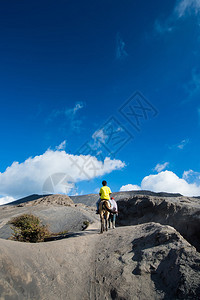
left=0, top=222, right=200, bottom=300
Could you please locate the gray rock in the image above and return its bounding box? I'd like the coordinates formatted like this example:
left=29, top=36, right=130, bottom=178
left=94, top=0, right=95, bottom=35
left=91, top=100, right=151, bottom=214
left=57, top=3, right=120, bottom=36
left=94, top=223, right=200, bottom=300
left=116, top=194, right=200, bottom=251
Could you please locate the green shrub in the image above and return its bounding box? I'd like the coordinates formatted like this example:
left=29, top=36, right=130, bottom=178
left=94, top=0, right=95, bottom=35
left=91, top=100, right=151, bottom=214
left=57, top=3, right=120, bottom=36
left=82, top=220, right=90, bottom=230
left=9, top=214, right=50, bottom=243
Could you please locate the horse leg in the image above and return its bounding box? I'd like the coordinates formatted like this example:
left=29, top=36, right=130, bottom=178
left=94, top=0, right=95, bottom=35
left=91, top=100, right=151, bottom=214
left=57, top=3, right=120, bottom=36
left=105, top=218, right=108, bottom=231
left=112, top=213, right=116, bottom=229
left=105, top=212, right=109, bottom=231
left=100, top=218, right=103, bottom=233
left=100, top=216, right=104, bottom=233
left=108, top=219, right=111, bottom=229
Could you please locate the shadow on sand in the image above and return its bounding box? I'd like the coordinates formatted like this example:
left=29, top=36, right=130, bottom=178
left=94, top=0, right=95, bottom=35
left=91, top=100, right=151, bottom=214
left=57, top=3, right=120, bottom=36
left=44, top=228, right=99, bottom=242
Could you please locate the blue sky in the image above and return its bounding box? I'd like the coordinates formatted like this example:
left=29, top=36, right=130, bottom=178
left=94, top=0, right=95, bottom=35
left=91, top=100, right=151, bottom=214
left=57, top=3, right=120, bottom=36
left=1, top=0, right=200, bottom=204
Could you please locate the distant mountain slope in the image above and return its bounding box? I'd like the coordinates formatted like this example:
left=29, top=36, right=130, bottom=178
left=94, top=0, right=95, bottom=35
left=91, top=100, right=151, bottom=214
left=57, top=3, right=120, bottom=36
left=5, top=190, right=183, bottom=207
left=5, top=194, right=74, bottom=207
left=70, top=190, right=182, bottom=206
left=5, top=194, right=50, bottom=206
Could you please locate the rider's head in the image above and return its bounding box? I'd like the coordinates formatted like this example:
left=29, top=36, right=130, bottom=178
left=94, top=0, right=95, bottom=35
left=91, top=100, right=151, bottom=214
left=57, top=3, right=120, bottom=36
left=102, top=180, right=107, bottom=186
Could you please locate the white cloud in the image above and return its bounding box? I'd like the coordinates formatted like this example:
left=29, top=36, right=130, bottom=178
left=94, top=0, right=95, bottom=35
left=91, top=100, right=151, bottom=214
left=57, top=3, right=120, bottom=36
left=120, top=184, right=141, bottom=192
left=46, top=102, right=84, bottom=132
left=141, top=170, right=200, bottom=196
left=169, top=139, right=189, bottom=150
left=116, top=33, right=128, bottom=60
left=183, top=169, right=200, bottom=184
left=0, top=150, right=125, bottom=203
left=72, top=103, right=84, bottom=114
left=175, top=0, right=200, bottom=18
left=154, top=162, right=169, bottom=172
left=155, top=0, right=200, bottom=34
left=0, top=196, right=15, bottom=205
left=56, top=140, right=66, bottom=150
left=177, top=139, right=189, bottom=149
left=120, top=170, right=200, bottom=197
left=65, top=102, right=84, bottom=116
left=65, top=102, right=84, bottom=132
left=91, top=124, right=125, bottom=157
left=92, top=129, right=107, bottom=144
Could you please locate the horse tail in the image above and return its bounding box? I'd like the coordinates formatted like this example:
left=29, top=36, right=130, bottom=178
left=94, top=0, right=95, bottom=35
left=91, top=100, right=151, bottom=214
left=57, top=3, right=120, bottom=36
left=103, top=201, right=117, bottom=214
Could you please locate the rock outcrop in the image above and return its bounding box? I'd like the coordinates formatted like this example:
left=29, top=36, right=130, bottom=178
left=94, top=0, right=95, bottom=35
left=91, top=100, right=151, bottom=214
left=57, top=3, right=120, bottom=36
left=94, top=223, right=200, bottom=300
left=116, top=194, right=200, bottom=251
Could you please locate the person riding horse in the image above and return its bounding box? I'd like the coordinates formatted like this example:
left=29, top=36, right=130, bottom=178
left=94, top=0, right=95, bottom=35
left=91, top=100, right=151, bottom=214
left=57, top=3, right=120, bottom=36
left=97, top=180, right=115, bottom=233
left=96, top=180, right=112, bottom=214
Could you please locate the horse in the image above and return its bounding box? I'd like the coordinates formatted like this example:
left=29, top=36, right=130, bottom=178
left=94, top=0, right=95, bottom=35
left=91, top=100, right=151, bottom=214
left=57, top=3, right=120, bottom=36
left=99, top=200, right=114, bottom=233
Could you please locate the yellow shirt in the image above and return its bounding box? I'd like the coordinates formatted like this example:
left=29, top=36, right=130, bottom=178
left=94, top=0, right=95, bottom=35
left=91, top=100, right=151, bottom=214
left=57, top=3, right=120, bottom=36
left=99, top=186, right=111, bottom=200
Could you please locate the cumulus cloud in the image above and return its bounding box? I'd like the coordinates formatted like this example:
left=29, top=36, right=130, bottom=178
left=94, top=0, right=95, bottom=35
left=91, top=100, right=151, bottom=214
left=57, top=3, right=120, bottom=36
left=0, top=196, right=15, bottom=205
left=142, top=170, right=200, bottom=196
left=154, top=162, right=169, bottom=172
left=120, top=184, right=141, bottom=192
left=120, top=170, right=200, bottom=196
left=0, top=150, right=125, bottom=204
